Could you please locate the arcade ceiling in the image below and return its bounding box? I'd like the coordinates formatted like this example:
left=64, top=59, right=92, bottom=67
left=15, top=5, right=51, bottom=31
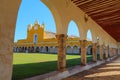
left=71, top=0, right=120, bottom=41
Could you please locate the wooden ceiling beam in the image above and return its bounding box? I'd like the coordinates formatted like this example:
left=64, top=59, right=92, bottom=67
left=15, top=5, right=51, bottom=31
left=90, top=9, right=120, bottom=18
left=71, top=0, right=120, bottom=41
left=78, top=0, right=115, bottom=11
left=86, top=4, right=120, bottom=16
left=95, top=16, right=120, bottom=22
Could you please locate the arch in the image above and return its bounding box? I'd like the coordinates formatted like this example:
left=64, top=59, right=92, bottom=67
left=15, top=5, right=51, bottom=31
left=86, top=29, right=92, bottom=41
left=86, top=29, right=93, bottom=55
left=73, top=45, right=78, bottom=48
left=1, top=1, right=120, bottom=80
left=12, top=1, right=58, bottom=79
left=67, top=46, right=71, bottom=48
left=86, top=45, right=92, bottom=55
left=67, top=20, right=80, bottom=37
left=15, top=0, right=57, bottom=42
left=66, top=20, right=80, bottom=54
left=66, top=46, right=72, bottom=54
left=73, top=45, right=79, bottom=54
left=42, top=0, right=62, bottom=34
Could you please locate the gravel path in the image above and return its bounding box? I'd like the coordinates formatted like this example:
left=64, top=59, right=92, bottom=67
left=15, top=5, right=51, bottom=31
left=63, top=57, right=120, bottom=80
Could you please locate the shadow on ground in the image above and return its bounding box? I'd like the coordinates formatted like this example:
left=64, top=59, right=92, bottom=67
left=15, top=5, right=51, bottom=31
left=12, top=56, right=93, bottom=80
left=64, top=57, right=120, bottom=80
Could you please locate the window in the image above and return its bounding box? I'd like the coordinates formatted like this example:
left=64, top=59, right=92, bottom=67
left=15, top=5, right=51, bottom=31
left=34, top=34, right=38, bottom=43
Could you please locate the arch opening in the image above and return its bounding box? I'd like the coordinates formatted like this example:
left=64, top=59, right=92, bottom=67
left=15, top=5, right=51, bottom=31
left=86, top=29, right=93, bottom=63
left=13, top=0, right=58, bottom=79
left=66, top=20, right=80, bottom=68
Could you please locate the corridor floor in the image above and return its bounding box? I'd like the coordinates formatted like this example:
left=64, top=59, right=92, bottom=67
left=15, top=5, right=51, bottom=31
left=63, top=56, right=120, bottom=80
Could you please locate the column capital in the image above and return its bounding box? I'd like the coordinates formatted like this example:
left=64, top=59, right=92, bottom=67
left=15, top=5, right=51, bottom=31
left=92, top=43, right=97, bottom=45
left=56, top=34, right=68, bottom=39
left=79, top=40, right=87, bottom=42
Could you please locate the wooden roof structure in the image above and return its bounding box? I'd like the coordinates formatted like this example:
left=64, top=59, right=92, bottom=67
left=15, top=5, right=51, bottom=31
left=71, top=0, right=120, bottom=41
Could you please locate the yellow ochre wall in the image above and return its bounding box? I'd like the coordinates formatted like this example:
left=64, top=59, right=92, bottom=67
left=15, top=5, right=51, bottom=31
left=14, top=21, right=92, bottom=47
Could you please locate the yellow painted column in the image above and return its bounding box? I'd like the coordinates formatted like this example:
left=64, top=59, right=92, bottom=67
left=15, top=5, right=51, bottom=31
left=80, top=40, right=87, bottom=65
left=92, top=43, right=97, bottom=62
left=56, top=34, right=67, bottom=71
left=100, top=45, right=103, bottom=60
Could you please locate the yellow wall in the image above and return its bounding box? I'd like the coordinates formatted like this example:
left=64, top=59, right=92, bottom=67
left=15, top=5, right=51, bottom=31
left=15, top=21, right=92, bottom=47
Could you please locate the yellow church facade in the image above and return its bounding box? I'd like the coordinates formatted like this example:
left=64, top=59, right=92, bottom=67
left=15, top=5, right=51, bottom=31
left=14, top=21, right=92, bottom=54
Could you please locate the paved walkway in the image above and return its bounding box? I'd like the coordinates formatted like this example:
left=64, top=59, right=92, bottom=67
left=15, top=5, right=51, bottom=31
left=64, top=56, right=120, bottom=80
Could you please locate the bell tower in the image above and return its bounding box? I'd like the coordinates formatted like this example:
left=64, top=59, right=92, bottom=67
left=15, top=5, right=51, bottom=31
left=27, top=21, right=45, bottom=43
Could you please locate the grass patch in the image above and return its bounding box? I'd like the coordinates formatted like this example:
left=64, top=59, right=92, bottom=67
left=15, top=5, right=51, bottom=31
left=12, top=53, right=93, bottom=80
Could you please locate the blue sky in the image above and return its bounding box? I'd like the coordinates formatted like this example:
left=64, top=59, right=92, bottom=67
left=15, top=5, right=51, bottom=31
left=14, top=0, right=92, bottom=42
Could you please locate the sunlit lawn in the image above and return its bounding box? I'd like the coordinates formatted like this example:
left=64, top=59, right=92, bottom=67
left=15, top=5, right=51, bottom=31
left=12, top=53, right=93, bottom=80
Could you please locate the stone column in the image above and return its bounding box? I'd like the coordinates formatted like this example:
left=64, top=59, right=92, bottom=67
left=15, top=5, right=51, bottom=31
left=105, top=46, right=109, bottom=59
left=80, top=40, right=87, bottom=65
left=100, top=45, right=103, bottom=60
left=92, top=43, right=97, bottom=62
left=56, top=34, right=67, bottom=71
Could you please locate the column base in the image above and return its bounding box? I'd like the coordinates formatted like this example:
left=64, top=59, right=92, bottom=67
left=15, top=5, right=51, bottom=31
left=81, top=62, right=87, bottom=66
left=92, top=60, right=97, bottom=62
left=58, top=68, right=67, bottom=72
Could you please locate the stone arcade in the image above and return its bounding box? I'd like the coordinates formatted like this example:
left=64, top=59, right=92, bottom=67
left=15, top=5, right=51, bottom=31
left=0, top=0, right=120, bottom=80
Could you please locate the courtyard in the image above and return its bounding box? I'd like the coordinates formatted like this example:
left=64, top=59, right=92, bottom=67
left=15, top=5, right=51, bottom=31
left=12, top=53, right=93, bottom=80
left=0, top=0, right=120, bottom=80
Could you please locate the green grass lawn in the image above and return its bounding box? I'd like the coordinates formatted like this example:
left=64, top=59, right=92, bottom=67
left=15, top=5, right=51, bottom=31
left=12, top=53, right=93, bottom=80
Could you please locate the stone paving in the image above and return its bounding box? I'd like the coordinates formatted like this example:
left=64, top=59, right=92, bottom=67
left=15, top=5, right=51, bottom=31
left=64, top=57, right=120, bottom=80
